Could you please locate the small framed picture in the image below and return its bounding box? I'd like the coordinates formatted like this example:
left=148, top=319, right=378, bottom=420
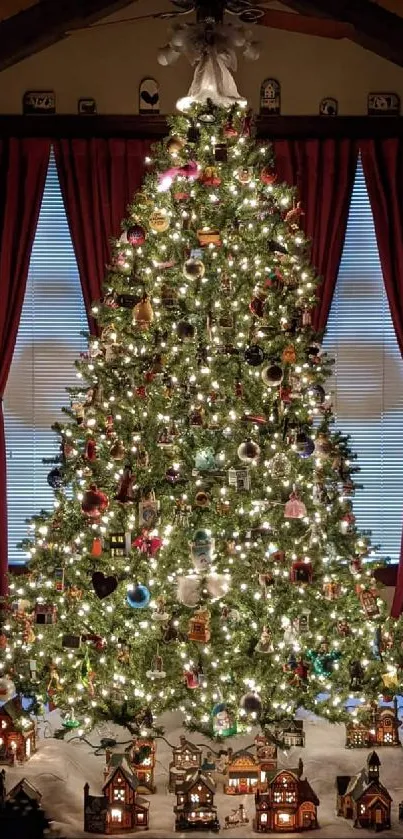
left=23, top=90, right=55, bottom=115
left=367, top=92, right=400, bottom=116
left=319, top=97, right=338, bottom=116
left=139, top=77, right=160, bottom=114
left=78, top=97, right=97, bottom=115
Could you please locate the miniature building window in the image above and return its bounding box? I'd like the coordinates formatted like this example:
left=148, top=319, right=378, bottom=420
left=285, top=791, right=296, bottom=803
left=0, top=737, right=3, bottom=746
left=360, top=805, right=366, bottom=814
left=383, top=732, right=393, bottom=742
left=383, top=717, right=392, bottom=727
left=274, top=791, right=283, bottom=803
left=26, top=738, right=31, bottom=758
left=113, top=789, right=125, bottom=801
left=278, top=813, right=292, bottom=825
left=190, top=793, right=200, bottom=803
left=137, top=813, right=144, bottom=823
left=111, top=808, right=122, bottom=822
left=1, top=721, right=7, bottom=729
left=261, top=813, right=268, bottom=824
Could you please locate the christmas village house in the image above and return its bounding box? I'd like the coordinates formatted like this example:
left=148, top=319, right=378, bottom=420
left=277, top=719, right=305, bottom=748
left=255, top=735, right=278, bottom=790
left=254, top=766, right=319, bottom=833
left=224, top=750, right=260, bottom=795
left=169, top=736, right=202, bottom=792
left=345, top=702, right=401, bottom=749
left=174, top=768, right=219, bottom=832
left=0, top=697, right=36, bottom=764
left=84, top=756, right=149, bottom=834
left=0, top=773, right=51, bottom=837
left=336, top=751, right=392, bottom=831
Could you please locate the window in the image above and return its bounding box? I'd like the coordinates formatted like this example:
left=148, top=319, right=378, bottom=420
left=324, top=156, right=403, bottom=559
left=111, top=808, right=122, bottom=823
left=4, top=150, right=87, bottom=564
left=190, top=794, right=200, bottom=803
left=113, top=788, right=125, bottom=802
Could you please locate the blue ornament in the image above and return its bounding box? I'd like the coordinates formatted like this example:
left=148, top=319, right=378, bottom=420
left=195, top=447, right=216, bottom=471
left=296, top=433, right=315, bottom=458
left=127, top=584, right=151, bottom=609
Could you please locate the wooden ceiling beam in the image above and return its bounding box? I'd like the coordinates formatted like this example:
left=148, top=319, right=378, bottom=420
left=0, top=0, right=136, bottom=73
left=281, top=0, right=403, bottom=68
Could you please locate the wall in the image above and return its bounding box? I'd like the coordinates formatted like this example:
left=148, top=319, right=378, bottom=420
left=0, top=0, right=403, bottom=115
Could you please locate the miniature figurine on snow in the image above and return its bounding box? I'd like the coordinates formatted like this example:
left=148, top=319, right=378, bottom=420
left=336, top=751, right=392, bottom=831
left=0, top=697, right=36, bottom=764
left=84, top=755, right=149, bottom=834
left=254, top=764, right=319, bottom=833
left=224, top=803, right=249, bottom=829
left=169, top=736, right=202, bottom=792
left=224, top=749, right=260, bottom=795
left=345, top=700, right=401, bottom=749
left=175, top=768, right=219, bottom=832
left=129, top=737, right=157, bottom=793
left=0, top=774, right=51, bottom=837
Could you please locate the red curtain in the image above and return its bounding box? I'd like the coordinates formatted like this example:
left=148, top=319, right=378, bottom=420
left=273, top=139, right=358, bottom=331
left=0, top=138, right=51, bottom=595
left=361, top=139, right=403, bottom=617
left=54, top=138, right=153, bottom=334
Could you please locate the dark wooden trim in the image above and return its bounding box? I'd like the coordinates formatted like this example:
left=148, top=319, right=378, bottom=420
left=0, top=0, right=136, bottom=73
left=9, top=564, right=29, bottom=576
left=0, top=113, right=403, bottom=139
left=282, top=0, right=403, bottom=68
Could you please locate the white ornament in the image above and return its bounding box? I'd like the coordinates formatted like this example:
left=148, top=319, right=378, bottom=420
left=0, top=676, right=16, bottom=702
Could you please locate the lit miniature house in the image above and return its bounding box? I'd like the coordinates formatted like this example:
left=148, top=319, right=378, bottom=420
left=255, top=735, right=278, bottom=791
left=1, top=775, right=50, bottom=836
left=345, top=702, right=401, bottom=749
left=169, top=736, right=202, bottom=792
left=336, top=751, right=391, bottom=830
left=224, top=750, right=260, bottom=795
left=174, top=769, right=219, bottom=833
left=0, top=698, right=36, bottom=763
left=254, top=767, right=319, bottom=833
left=84, top=756, right=149, bottom=834
left=188, top=609, right=211, bottom=643
left=277, top=719, right=305, bottom=748
left=130, top=738, right=157, bottom=793
left=109, top=532, right=131, bottom=557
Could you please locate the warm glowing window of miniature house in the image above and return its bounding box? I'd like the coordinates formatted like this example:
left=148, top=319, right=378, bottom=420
left=111, top=808, right=122, bottom=822
left=278, top=813, right=291, bottom=825
left=0, top=738, right=3, bottom=747
left=25, top=738, right=31, bottom=758
left=260, top=813, right=268, bottom=824
left=190, top=793, right=199, bottom=803
left=137, top=813, right=144, bottom=823
left=360, top=805, right=366, bottom=814
left=1, top=720, right=7, bottom=729
left=113, top=787, right=125, bottom=802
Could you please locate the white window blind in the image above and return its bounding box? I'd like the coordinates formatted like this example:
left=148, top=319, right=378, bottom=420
left=4, top=149, right=87, bottom=564
left=324, top=155, right=403, bottom=559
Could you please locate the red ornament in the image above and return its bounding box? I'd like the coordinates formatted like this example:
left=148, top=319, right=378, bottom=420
left=249, top=292, right=266, bottom=318
left=132, top=529, right=162, bottom=557
left=81, top=485, right=109, bottom=518
left=115, top=466, right=136, bottom=504
left=260, top=166, right=277, bottom=185
left=235, top=381, right=243, bottom=397
left=135, top=385, right=147, bottom=399
left=85, top=439, right=97, bottom=461
left=173, top=191, right=190, bottom=201
left=91, top=537, right=103, bottom=557
left=127, top=224, right=146, bottom=247
left=284, top=492, right=307, bottom=519
left=280, top=386, right=292, bottom=403
left=184, top=667, right=202, bottom=689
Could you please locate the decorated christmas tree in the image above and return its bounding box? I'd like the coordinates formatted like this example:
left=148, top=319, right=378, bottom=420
left=1, top=13, right=402, bottom=746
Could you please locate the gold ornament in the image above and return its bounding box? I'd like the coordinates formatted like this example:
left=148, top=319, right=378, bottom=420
left=133, top=295, right=154, bottom=329
left=166, top=135, right=186, bottom=156
left=149, top=208, right=170, bottom=233
left=236, top=167, right=252, bottom=184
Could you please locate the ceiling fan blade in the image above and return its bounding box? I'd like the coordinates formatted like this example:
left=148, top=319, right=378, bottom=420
left=255, top=9, right=354, bottom=39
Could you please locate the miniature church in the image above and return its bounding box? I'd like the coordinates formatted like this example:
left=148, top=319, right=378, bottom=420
left=345, top=702, right=401, bottom=749
left=84, top=755, right=150, bottom=834
left=169, top=736, right=202, bottom=792
left=336, top=751, right=392, bottom=831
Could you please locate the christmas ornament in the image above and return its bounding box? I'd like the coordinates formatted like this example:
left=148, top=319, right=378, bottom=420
left=183, top=258, right=205, bottom=280
left=195, top=490, right=210, bottom=508
left=184, top=665, right=203, bottom=689
left=133, top=295, right=154, bottom=329
left=91, top=572, right=118, bottom=599
left=282, top=345, right=296, bottom=364
left=256, top=626, right=274, bottom=653
left=240, top=691, right=262, bottom=716
left=146, top=654, right=166, bottom=680
left=260, top=166, right=277, bottom=185
left=315, top=432, right=332, bottom=456
left=0, top=676, right=16, bottom=702
left=62, top=710, right=81, bottom=730
left=200, top=165, right=222, bottom=186
left=349, top=660, right=365, bottom=690
left=115, top=466, right=136, bottom=503
left=127, top=583, right=151, bottom=609
left=261, top=364, right=283, bottom=386
left=244, top=345, right=265, bottom=366
left=166, top=135, right=186, bottom=156
left=177, top=320, right=195, bottom=340
left=110, top=439, right=125, bottom=460
left=177, top=574, right=230, bottom=607
left=189, top=407, right=204, bottom=427
left=236, top=167, right=252, bottom=184
left=84, top=438, right=97, bottom=461
left=214, top=143, right=227, bottom=162
left=295, top=432, right=315, bottom=458
left=237, top=439, right=261, bottom=463
left=151, top=596, right=169, bottom=622
left=158, top=160, right=200, bottom=191
left=249, top=289, right=266, bottom=318
left=149, top=208, right=170, bottom=232
left=290, top=559, right=313, bottom=584
left=81, top=485, right=109, bottom=518
left=190, top=530, right=215, bottom=572
left=91, top=537, right=103, bottom=557
left=212, top=702, right=237, bottom=737
left=197, top=228, right=221, bottom=247
left=161, top=284, right=178, bottom=308
left=307, top=645, right=341, bottom=676
left=133, top=530, right=162, bottom=557
left=188, top=608, right=211, bottom=642
left=269, top=452, right=292, bottom=479
left=127, top=224, right=146, bottom=247
left=47, top=467, right=66, bottom=489
left=195, top=448, right=216, bottom=471
left=359, top=589, right=380, bottom=618
left=138, top=493, right=160, bottom=528
left=228, top=466, right=251, bottom=491
left=307, top=384, right=326, bottom=405
left=284, top=491, right=307, bottom=519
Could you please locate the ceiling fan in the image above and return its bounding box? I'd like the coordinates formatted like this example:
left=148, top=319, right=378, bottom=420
left=90, top=0, right=353, bottom=40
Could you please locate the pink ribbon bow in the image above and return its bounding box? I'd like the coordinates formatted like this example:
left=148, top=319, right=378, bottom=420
left=158, top=160, right=200, bottom=191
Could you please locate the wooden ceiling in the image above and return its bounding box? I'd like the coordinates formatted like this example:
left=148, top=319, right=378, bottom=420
left=1, top=0, right=403, bottom=73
